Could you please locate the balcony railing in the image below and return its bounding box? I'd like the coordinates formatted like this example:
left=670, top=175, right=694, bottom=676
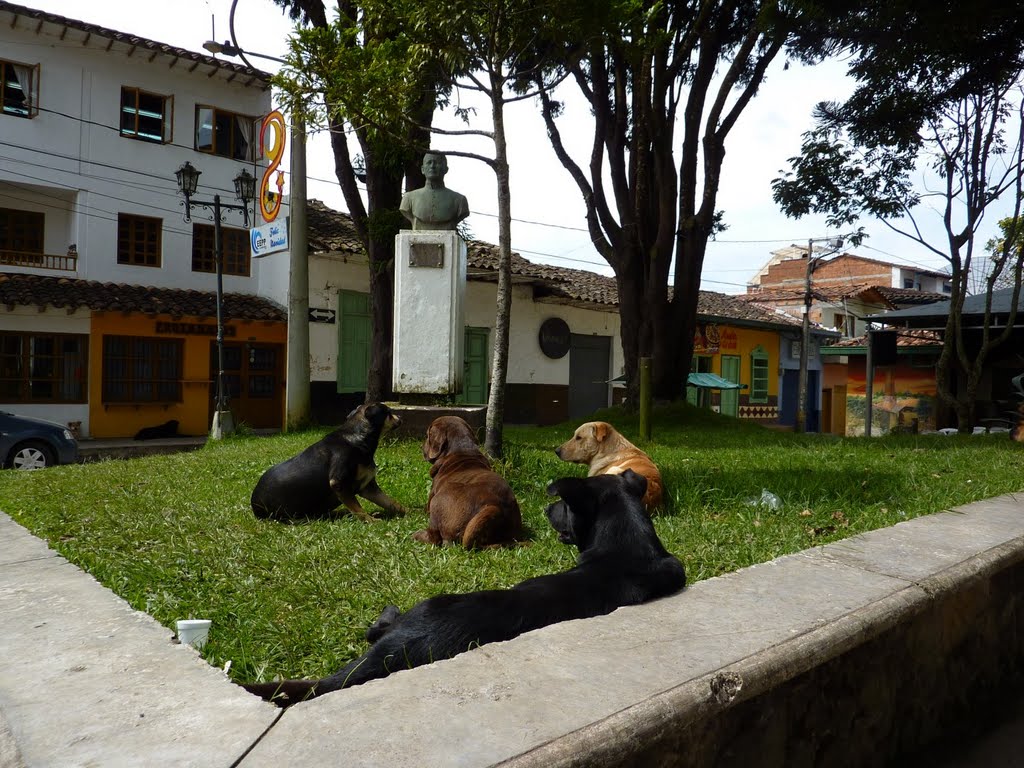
left=0, top=248, right=78, bottom=271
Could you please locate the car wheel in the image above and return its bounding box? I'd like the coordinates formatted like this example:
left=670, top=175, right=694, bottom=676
left=8, top=440, right=56, bottom=470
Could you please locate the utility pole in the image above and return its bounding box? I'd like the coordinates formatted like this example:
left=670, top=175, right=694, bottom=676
left=286, top=118, right=310, bottom=430
left=796, top=236, right=846, bottom=433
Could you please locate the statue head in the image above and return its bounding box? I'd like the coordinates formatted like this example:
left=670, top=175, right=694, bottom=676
left=422, top=152, right=448, bottom=183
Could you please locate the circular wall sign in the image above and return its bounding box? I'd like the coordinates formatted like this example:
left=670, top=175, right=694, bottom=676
left=539, top=317, right=571, bottom=359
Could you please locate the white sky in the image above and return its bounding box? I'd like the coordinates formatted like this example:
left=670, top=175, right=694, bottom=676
left=23, top=0, right=988, bottom=293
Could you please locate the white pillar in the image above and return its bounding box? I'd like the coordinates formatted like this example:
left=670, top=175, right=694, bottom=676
left=392, top=231, right=466, bottom=395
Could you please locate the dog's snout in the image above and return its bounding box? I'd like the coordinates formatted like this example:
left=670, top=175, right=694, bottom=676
left=554, top=446, right=563, bottom=458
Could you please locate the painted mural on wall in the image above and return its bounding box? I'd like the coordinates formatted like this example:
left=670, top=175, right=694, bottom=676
left=693, top=323, right=739, bottom=355
left=845, top=364, right=937, bottom=436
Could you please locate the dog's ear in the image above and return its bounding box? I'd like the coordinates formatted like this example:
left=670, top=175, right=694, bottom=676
left=422, top=422, right=447, bottom=462
left=593, top=422, right=609, bottom=443
left=619, top=468, right=648, bottom=500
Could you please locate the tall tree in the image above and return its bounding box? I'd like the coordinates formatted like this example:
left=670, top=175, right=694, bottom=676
left=271, top=1, right=441, bottom=403
left=535, top=1, right=827, bottom=404
left=772, top=0, right=1024, bottom=430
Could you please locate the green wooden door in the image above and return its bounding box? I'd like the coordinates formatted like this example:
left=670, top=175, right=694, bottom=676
left=337, top=290, right=370, bottom=394
left=720, top=355, right=740, bottom=417
left=460, top=327, right=489, bottom=404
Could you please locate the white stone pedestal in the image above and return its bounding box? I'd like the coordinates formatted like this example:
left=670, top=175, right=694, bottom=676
left=393, top=231, right=466, bottom=396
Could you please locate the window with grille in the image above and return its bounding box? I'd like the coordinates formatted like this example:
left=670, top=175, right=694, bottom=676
left=191, top=223, right=250, bottom=276
left=117, top=213, right=162, bottom=267
left=101, top=336, right=183, bottom=403
left=0, top=332, right=87, bottom=403
left=120, top=87, right=172, bottom=142
left=1, top=59, right=38, bottom=118
left=194, top=105, right=254, bottom=160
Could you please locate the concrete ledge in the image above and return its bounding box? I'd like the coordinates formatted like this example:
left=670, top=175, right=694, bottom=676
left=1, top=493, right=1022, bottom=765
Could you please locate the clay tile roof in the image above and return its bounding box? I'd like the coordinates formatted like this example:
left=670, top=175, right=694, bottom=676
left=0, top=1, right=271, bottom=86
left=0, top=273, right=285, bottom=321
left=871, top=285, right=949, bottom=305
left=306, top=200, right=365, bottom=254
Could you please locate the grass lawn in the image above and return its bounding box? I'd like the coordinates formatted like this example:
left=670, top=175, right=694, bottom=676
left=1, top=403, right=1021, bottom=686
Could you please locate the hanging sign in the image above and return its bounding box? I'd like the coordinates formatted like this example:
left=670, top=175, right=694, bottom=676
left=259, top=110, right=286, bottom=223
left=251, top=218, right=288, bottom=258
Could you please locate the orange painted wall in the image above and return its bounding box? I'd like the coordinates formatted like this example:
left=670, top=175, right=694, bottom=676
left=88, top=312, right=286, bottom=438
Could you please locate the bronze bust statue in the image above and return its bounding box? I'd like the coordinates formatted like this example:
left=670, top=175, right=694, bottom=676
left=399, top=152, right=470, bottom=231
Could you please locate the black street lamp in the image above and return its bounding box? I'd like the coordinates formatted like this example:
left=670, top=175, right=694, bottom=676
left=174, top=161, right=256, bottom=438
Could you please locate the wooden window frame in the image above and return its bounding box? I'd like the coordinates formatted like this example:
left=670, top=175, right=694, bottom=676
left=0, top=331, right=88, bottom=404
left=117, top=213, right=162, bottom=267
left=191, top=223, right=251, bottom=276
left=119, top=86, right=173, bottom=143
left=0, top=206, right=44, bottom=259
left=194, top=105, right=255, bottom=161
left=101, top=335, right=183, bottom=404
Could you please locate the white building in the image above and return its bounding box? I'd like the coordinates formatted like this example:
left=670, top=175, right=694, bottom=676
left=0, top=1, right=286, bottom=438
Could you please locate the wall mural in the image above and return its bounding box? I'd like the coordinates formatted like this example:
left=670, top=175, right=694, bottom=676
left=845, top=364, right=937, bottom=436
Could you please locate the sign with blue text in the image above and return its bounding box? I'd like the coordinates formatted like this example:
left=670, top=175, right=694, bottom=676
left=251, top=220, right=288, bottom=258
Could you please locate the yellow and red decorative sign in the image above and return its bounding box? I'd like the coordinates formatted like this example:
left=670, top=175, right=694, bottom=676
left=259, top=110, right=286, bottom=223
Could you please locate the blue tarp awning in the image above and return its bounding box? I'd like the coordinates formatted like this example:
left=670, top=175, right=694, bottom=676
left=687, top=372, right=747, bottom=390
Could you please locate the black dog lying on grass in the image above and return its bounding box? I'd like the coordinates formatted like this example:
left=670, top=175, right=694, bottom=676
left=243, top=469, right=686, bottom=706
left=250, top=402, right=407, bottom=522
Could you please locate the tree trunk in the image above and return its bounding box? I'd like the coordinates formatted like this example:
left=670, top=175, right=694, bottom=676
left=484, top=73, right=513, bottom=458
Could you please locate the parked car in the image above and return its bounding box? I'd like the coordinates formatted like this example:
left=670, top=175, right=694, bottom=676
left=0, top=411, right=79, bottom=470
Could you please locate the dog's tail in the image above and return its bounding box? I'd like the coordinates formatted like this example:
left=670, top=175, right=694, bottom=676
left=242, top=679, right=324, bottom=708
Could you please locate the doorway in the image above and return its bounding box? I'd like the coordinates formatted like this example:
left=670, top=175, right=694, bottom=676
left=209, top=341, right=283, bottom=429
left=568, top=334, right=611, bottom=419
left=720, top=355, right=741, bottom=417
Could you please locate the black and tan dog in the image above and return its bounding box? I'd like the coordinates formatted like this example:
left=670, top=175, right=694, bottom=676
left=250, top=402, right=406, bottom=522
left=414, top=415, right=522, bottom=548
left=243, top=469, right=687, bottom=706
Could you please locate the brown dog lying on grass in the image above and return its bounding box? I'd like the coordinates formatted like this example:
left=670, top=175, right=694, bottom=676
left=414, top=415, right=522, bottom=547
left=555, top=421, right=664, bottom=512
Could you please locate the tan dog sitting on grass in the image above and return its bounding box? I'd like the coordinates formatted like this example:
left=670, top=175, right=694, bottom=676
left=555, top=421, right=664, bottom=512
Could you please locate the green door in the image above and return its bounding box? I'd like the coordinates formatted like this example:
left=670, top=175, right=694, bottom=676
left=460, top=327, right=489, bottom=404
left=337, top=290, right=371, bottom=394
left=720, top=355, right=740, bottom=417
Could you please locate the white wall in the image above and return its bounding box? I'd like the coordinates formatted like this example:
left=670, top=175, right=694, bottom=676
left=306, top=254, right=624, bottom=388
left=0, top=19, right=274, bottom=293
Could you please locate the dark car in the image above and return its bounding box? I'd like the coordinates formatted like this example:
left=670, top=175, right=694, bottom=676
left=0, top=411, right=79, bottom=470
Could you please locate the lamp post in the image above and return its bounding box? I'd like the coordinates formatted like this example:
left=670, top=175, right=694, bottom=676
left=204, top=38, right=311, bottom=432
left=796, top=236, right=845, bottom=433
left=174, top=160, right=256, bottom=439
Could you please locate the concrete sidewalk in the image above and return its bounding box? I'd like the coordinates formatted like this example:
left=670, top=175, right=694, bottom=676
left=1, top=492, right=1022, bottom=766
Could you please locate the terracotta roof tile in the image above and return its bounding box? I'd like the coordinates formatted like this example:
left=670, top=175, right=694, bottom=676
left=0, top=273, right=285, bottom=321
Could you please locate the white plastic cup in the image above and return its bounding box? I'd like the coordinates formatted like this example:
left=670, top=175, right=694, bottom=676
left=176, top=619, right=212, bottom=649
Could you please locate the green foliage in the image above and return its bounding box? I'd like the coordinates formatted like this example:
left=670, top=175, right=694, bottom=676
left=1, top=408, right=1021, bottom=684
